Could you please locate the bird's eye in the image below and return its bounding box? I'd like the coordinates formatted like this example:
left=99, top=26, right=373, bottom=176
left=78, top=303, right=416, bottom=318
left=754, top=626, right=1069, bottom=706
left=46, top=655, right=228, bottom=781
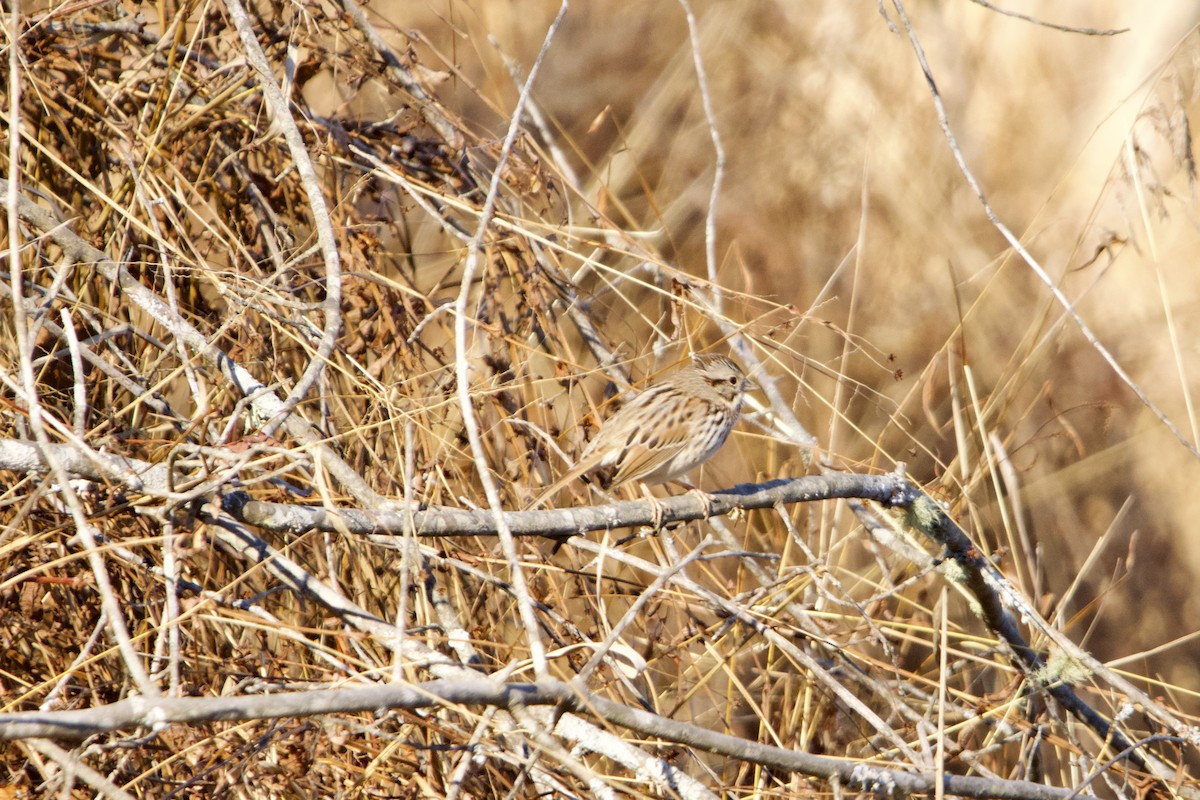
left=728, top=377, right=738, bottom=385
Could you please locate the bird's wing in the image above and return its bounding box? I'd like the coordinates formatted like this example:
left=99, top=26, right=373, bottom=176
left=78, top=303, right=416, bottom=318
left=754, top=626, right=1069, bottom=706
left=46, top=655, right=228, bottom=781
left=605, top=396, right=696, bottom=487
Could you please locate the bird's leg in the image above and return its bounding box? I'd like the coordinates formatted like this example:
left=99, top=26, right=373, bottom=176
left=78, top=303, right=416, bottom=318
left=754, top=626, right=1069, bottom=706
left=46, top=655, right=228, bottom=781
left=672, top=478, right=716, bottom=518
left=689, top=488, right=717, bottom=518
left=639, top=484, right=668, bottom=531
left=615, top=486, right=667, bottom=546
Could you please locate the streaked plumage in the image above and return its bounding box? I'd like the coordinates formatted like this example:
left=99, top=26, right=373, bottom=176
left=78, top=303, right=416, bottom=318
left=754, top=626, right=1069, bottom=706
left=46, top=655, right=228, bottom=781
left=532, top=354, right=754, bottom=507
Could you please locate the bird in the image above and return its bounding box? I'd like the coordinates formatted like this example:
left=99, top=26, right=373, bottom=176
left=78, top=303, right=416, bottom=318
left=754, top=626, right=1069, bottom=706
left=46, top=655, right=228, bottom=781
left=532, top=354, right=756, bottom=508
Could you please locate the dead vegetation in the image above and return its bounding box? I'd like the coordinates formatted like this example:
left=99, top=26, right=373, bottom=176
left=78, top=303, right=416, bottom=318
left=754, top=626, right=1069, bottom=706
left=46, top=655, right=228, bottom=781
left=2, top=0, right=1200, bottom=798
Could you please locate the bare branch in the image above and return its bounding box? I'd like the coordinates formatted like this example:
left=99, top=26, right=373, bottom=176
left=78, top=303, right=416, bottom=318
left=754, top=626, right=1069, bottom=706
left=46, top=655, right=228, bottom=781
left=0, top=679, right=1079, bottom=800
left=226, top=471, right=906, bottom=536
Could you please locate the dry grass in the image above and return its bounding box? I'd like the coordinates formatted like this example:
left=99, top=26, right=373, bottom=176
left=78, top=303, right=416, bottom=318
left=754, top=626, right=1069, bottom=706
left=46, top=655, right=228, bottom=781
left=2, top=0, right=1200, bottom=797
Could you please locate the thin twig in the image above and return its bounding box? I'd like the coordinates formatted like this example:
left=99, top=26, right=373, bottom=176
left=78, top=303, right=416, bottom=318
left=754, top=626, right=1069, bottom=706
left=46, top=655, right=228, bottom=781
left=451, top=0, right=569, bottom=682
left=966, top=0, right=1128, bottom=36
left=889, top=0, right=1199, bottom=462
left=58, top=308, right=87, bottom=436
left=679, top=0, right=726, bottom=317
left=225, top=0, right=344, bottom=440
left=24, top=739, right=138, bottom=800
